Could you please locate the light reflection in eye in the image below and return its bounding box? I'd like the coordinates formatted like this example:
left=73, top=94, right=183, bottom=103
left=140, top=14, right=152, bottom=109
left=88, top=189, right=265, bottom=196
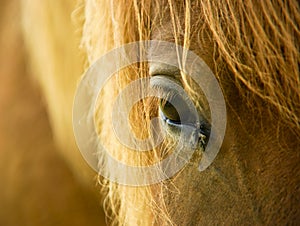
left=151, top=75, right=211, bottom=149
left=159, top=100, right=180, bottom=123
left=159, top=101, right=210, bottom=149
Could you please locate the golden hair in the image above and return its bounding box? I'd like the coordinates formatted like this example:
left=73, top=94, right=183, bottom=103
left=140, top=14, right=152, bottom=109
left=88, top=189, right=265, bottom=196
left=21, top=0, right=300, bottom=225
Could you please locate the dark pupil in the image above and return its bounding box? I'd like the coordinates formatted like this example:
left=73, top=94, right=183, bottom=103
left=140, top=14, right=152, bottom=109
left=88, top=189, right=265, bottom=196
left=160, top=100, right=180, bottom=123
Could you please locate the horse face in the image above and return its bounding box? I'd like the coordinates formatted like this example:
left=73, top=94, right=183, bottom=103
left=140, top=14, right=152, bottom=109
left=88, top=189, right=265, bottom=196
left=144, top=1, right=300, bottom=224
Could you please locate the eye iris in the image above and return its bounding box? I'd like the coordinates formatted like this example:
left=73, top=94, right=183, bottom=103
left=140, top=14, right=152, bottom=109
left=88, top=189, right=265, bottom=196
left=160, top=100, right=181, bottom=123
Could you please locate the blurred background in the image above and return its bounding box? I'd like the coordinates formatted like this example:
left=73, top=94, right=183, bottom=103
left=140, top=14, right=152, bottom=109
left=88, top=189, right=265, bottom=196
left=0, top=0, right=106, bottom=225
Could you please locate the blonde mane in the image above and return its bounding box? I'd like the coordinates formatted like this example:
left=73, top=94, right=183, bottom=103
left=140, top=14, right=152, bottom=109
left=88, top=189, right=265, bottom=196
left=83, top=1, right=299, bottom=224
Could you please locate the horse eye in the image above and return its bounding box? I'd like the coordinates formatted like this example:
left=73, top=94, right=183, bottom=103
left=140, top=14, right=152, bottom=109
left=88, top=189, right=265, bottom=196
left=150, top=74, right=211, bottom=148
left=160, top=100, right=180, bottom=123
left=159, top=94, right=192, bottom=125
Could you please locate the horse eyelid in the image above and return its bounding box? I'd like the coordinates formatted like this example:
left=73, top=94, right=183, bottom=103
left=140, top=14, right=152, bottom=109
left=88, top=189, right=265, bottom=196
left=150, top=75, right=211, bottom=148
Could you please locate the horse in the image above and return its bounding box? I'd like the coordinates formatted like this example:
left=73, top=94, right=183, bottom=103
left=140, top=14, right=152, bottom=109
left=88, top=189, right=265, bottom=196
left=21, top=0, right=300, bottom=225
